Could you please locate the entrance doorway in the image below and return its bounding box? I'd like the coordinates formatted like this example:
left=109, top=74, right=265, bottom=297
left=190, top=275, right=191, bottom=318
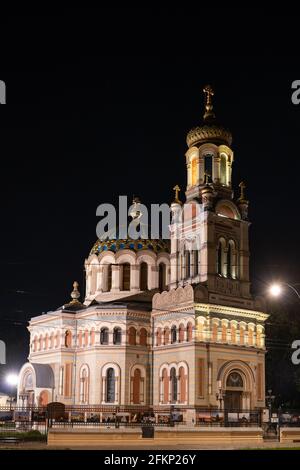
left=224, top=390, right=242, bottom=410
left=224, top=371, right=244, bottom=410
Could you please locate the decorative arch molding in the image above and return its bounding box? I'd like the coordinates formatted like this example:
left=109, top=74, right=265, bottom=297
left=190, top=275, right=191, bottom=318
left=217, top=360, right=255, bottom=392
left=153, top=285, right=194, bottom=309
left=215, top=199, right=241, bottom=221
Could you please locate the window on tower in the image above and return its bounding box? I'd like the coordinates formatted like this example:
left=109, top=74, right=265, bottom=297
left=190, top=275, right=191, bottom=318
left=220, top=154, right=227, bottom=185
left=191, top=158, right=197, bottom=186
left=204, top=154, right=213, bottom=181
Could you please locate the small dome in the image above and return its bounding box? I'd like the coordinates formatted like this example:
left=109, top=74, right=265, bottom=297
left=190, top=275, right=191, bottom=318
left=186, top=85, right=232, bottom=148
left=90, top=238, right=170, bottom=256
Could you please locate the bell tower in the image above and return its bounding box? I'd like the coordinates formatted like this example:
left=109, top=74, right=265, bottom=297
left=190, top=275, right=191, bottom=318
left=170, top=87, right=252, bottom=307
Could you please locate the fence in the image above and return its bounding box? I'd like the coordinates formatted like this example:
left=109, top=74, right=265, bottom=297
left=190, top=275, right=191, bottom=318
left=1, top=406, right=300, bottom=434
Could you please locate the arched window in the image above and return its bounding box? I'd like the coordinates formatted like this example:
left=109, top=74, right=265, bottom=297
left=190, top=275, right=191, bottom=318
left=239, top=326, right=245, bottom=345
left=171, top=325, right=177, bottom=344
left=170, top=367, right=178, bottom=402
left=159, top=263, right=166, bottom=292
left=65, top=330, right=72, bottom=348
left=204, top=154, right=213, bottom=180
left=212, top=323, right=218, bottom=342
left=162, top=368, right=169, bottom=404
left=39, top=335, right=43, bottom=351
left=156, top=328, right=162, bottom=346
left=194, top=250, right=199, bottom=276
left=191, top=158, right=197, bottom=186
left=139, top=328, right=147, bottom=346
left=132, top=369, right=141, bottom=404
left=217, top=238, right=226, bottom=276
left=187, top=322, right=193, bottom=342
left=185, top=251, right=190, bottom=279
left=113, top=327, right=122, bottom=345
left=80, top=367, right=89, bottom=404
left=100, top=327, right=109, bottom=345
left=84, top=329, right=89, bottom=347
left=178, top=324, right=185, bottom=342
left=33, top=336, right=38, bottom=352
left=44, top=335, right=49, bottom=350
left=128, top=327, right=136, bottom=346
left=222, top=324, right=227, bottom=342
left=106, top=368, right=115, bottom=403
left=220, top=154, right=227, bottom=185
left=164, top=327, right=170, bottom=345
left=226, top=371, right=243, bottom=388
left=78, top=330, right=83, bottom=348
left=140, top=262, right=148, bottom=291
left=90, top=329, right=95, bottom=346
left=231, top=325, right=236, bottom=343
left=227, top=240, right=237, bottom=279
left=50, top=334, right=54, bottom=349
left=248, top=328, right=254, bottom=346
left=121, top=263, right=131, bottom=291
left=179, top=366, right=187, bottom=403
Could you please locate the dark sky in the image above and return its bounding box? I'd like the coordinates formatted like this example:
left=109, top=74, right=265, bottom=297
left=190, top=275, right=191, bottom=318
left=0, top=8, right=300, bottom=393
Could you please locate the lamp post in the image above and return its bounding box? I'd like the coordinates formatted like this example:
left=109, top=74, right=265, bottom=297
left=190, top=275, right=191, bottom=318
left=216, top=380, right=225, bottom=410
left=265, top=389, right=275, bottom=426
left=269, top=283, right=300, bottom=300
left=6, top=373, right=19, bottom=411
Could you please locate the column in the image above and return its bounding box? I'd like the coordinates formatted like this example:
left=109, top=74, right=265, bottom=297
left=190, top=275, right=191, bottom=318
left=96, top=266, right=103, bottom=292
left=131, top=264, right=139, bottom=291
left=111, top=265, right=120, bottom=292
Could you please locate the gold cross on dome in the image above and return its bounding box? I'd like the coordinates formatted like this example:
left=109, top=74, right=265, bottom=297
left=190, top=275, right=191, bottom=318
left=203, top=84, right=215, bottom=120
left=173, top=184, right=181, bottom=202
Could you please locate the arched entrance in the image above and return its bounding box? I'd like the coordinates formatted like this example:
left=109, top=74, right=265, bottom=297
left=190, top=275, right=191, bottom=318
left=224, top=371, right=244, bottom=410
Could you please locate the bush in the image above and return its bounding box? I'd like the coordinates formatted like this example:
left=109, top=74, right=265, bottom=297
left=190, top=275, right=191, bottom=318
left=0, top=430, right=46, bottom=442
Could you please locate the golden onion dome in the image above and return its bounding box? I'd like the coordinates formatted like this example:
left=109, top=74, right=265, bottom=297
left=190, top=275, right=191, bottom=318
left=186, top=85, right=232, bottom=148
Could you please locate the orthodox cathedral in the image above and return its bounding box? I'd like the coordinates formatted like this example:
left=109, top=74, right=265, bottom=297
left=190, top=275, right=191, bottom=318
left=17, top=87, right=268, bottom=424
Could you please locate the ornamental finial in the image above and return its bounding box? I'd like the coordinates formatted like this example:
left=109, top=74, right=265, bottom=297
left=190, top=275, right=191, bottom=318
left=70, top=281, right=80, bottom=302
left=203, top=84, right=216, bottom=121
left=238, top=181, right=246, bottom=201
left=173, top=184, right=182, bottom=204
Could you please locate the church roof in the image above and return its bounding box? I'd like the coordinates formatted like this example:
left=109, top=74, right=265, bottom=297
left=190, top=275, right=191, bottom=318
left=90, top=238, right=169, bottom=256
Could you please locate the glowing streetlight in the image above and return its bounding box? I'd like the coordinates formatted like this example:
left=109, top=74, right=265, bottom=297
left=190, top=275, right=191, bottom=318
left=5, top=373, right=18, bottom=410
left=269, top=283, right=300, bottom=300
left=269, top=284, right=283, bottom=297
left=6, top=373, right=19, bottom=387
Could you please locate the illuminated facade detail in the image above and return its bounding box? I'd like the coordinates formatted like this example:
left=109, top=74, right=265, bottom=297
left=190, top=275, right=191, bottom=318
left=17, top=88, right=268, bottom=424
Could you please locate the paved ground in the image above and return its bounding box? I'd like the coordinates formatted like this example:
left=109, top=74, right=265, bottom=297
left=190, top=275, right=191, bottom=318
left=1, top=440, right=300, bottom=450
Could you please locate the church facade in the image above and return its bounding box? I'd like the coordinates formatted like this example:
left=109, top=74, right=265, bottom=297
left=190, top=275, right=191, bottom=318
left=17, top=87, right=268, bottom=423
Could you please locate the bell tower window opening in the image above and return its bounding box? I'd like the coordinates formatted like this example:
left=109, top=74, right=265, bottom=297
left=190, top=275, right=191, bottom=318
left=185, top=251, right=191, bottom=279
left=121, top=263, right=131, bottom=291
left=159, top=263, right=166, bottom=292
left=140, top=262, right=148, bottom=291
left=204, top=154, right=213, bottom=181
left=220, top=154, right=227, bottom=185
left=191, top=158, right=197, bottom=186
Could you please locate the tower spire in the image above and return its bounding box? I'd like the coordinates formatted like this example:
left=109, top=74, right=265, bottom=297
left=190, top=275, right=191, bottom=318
left=203, top=84, right=216, bottom=121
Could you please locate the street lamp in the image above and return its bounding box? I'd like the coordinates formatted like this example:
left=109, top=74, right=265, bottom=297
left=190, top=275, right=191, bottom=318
left=6, top=373, right=19, bottom=410
left=269, top=283, right=300, bottom=300
left=265, top=389, right=275, bottom=426
left=216, top=380, right=225, bottom=410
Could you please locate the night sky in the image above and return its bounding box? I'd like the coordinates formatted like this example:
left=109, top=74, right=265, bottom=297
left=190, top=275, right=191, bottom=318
left=0, top=9, right=300, bottom=394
